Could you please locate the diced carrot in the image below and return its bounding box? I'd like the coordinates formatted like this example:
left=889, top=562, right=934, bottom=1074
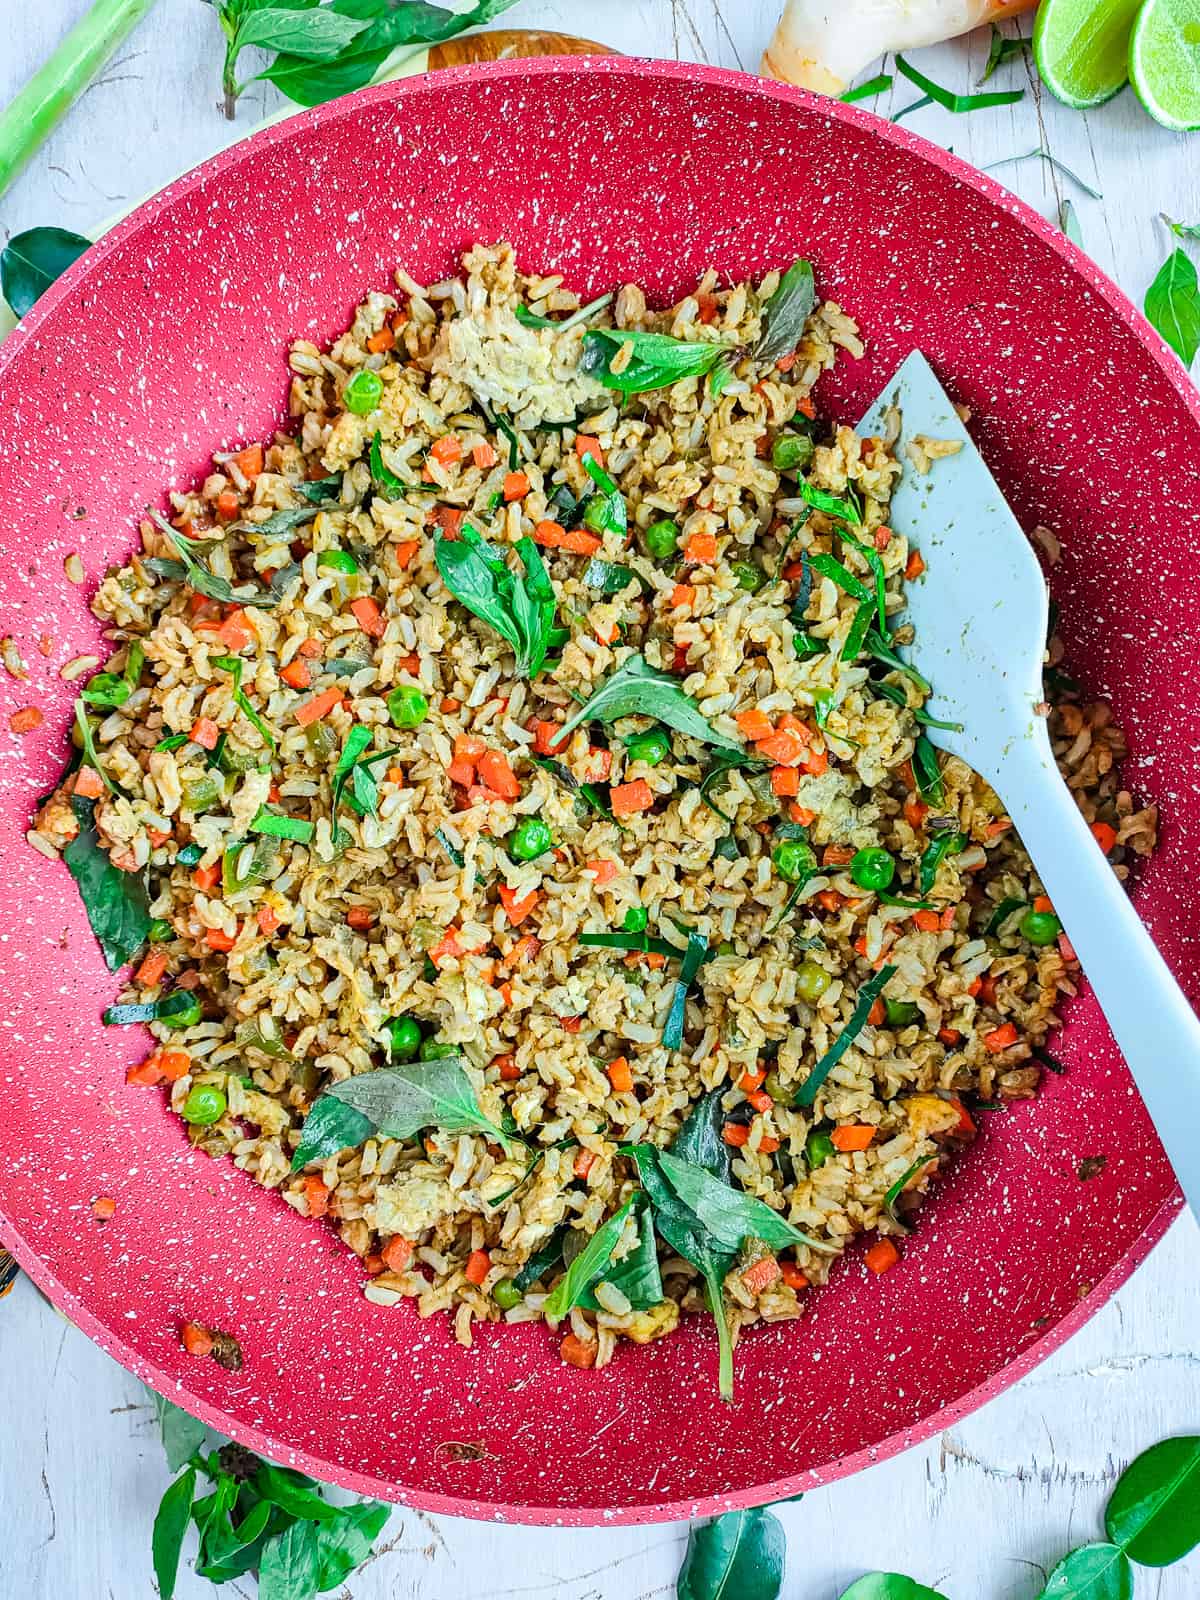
left=180, top=1321, right=214, bottom=1357
left=503, top=471, right=530, bottom=502
left=533, top=520, right=565, bottom=548
left=472, top=440, right=498, bottom=470
left=903, top=798, right=928, bottom=829
left=394, top=539, right=420, bottom=570
left=431, top=505, right=464, bottom=539
left=366, top=326, right=395, bottom=354
left=594, top=621, right=619, bottom=646
left=775, top=353, right=798, bottom=373
left=574, top=435, right=604, bottom=466
left=683, top=531, right=718, bottom=563
left=695, top=292, right=719, bottom=325
left=984, top=818, right=1012, bottom=838
left=279, top=658, right=311, bottom=690
left=495, top=1054, right=520, bottom=1081
left=231, top=444, right=264, bottom=482
left=1091, top=821, right=1117, bottom=854
left=746, top=1090, right=773, bottom=1113
left=381, top=1235, right=414, bottom=1272
left=126, top=1060, right=163, bottom=1086
left=72, top=765, right=106, bottom=800
left=430, top=435, right=462, bottom=466
left=215, top=489, right=240, bottom=521
left=297, top=636, right=324, bottom=659
left=867, top=998, right=886, bottom=1026
left=905, top=549, right=926, bottom=581
left=741, top=1257, right=781, bottom=1294
left=91, top=1196, right=116, bottom=1221
left=560, top=1332, right=598, bottom=1369
left=939, top=906, right=956, bottom=931
left=190, top=716, right=220, bottom=750
left=948, top=1096, right=976, bottom=1138
left=776, top=713, right=812, bottom=741
left=257, top=904, right=281, bottom=936
left=193, top=862, right=220, bottom=892
left=610, top=779, right=654, bottom=818
left=984, top=1022, right=1019, bottom=1053
left=216, top=609, right=253, bottom=653
left=363, top=1253, right=385, bottom=1276
left=781, top=1262, right=809, bottom=1290
left=977, top=975, right=998, bottom=1006
left=347, top=905, right=375, bottom=931
left=755, top=728, right=808, bottom=766
left=912, top=909, right=941, bottom=933
left=723, top=1123, right=750, bottom=1148
left=503, top=934, right=541, bottom=970
left=586, top=859, right=619, bottom=885
left=303, top=1176, right=331, bottom=1218
left=464, top=1249, right=491, bottom=1286
left=796, top=396, right=817, bottom=419
left=736, top=709, right=774, bottom=741
left=789, top=804, right=817, bottom=826
left=816, top=889, right=844, bottom=913
left=1059, top=932, right=1078, bottom=963
left=607, top=1056, right=634, bottom=1093
left=573, top=1147, right=596, bottom=1179
left=803, top=746, right=829, bottom=776
left=1032, top=894, right=1054, bottom=915
left=874, top=525, right=893, bottom=551
left=586, top=748, right=612, bottom=782
left=865, top=1238, right=900, bottom=1276
left=938, top=1026, right=963, bottom=1047
left=562, top=526, right=606, bottom=557
left=349, top=596, right=386, bottom=638
left=428, top=927, right=464, bottom=966
left=831, top=1124, right=876, bottom=1152
left=822, top=844, right=855, bottom=868
left=558, top=1015, right=582, bottom=1034
left=498, top=983, right=514, bottom=1010
left=672, top=641, right=691, bottom=675
left=453, top=734, right=487, bottom=762
left=498, top=885, right=541, bottom=926
left=770, top=765, right=800, bottom=797
left=294, top=686, right=342, bottom=727
left=205, top=925, right=237, bottom=953
left=477, top=749, right=520, bottom=799
left=671, top=584, right=696, bottom=609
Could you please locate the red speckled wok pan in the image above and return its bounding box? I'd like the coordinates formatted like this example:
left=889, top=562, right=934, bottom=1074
left=0, top=58, right=1195, bottom=1523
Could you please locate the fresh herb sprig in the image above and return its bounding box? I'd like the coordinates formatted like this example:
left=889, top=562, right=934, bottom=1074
left=434, top=523, right=556, bottom=678
left=582, top=327, right=732, bottom=395
left=1145, top=247, right=1200, bottom=368
left=63, top=794, right=152, bottom=971
left=549, top=653, right=742, bottom=756
left=147, top=510, right=278, bottom=609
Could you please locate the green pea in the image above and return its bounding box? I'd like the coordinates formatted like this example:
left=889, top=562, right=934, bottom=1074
left=643, top=518, right=679, bottom=559
left=343, top=369, right=383, bottom=415
left=160, top=996, right=202, bottom=1031
left=182, top=1084, right=226, bottom=1126
left=773, top=839, right=817, bottom=883
left=850, top=847, right=896, bottom=892
left=492, top=1279, right=523, bottom=1311
left=805, top=1130, right=835, bottom=1169
left=582, top=496, right=609, bottom=534
left=1020, top=909, right=1062, bottom=946
left=508, top=816, right=553, bottom=861
left=419, top=1039, right=459, bottom=1061
left=146, top=918, right=174, bottom=943
left=731, top=561, right=765, bottom=593
left=795, top=959, right=831, bottom=1003
left=624, top=727, right=671, bottom=766
left=884, top=999, right=920, bottom=1027
left=387, top=685, right=428, bottom=729
left=622, top=906, right=649, bottom=934
left=316, top=549, right=359, bottom=574
left=763, top=1070, right=790, bottom=1103
left=385, top=1016, right=422, bottom=1061
left=771, top=433, right=814, bottom=472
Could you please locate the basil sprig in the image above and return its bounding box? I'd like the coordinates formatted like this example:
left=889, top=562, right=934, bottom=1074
left=544, top=1192, right=641, bottom=1319
left=148, top=511, right=278, bottom=609
left=549, top=653, right=742, bottom=756
left=62, top=794, right=151, bottom=971
left=754, top=257, right=817, bottom=364
left=434, top=523, right=556, bottom=678
left=582, top=327, right=732, bottom=394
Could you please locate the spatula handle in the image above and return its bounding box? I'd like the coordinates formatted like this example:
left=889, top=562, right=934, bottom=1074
left=1001, top=732, right=1200, bottom=1220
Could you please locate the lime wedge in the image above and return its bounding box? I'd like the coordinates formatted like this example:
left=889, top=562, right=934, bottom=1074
left=1033, top=0, right=1142, bottom=108
left=1130, top=0, right=1200, bottom=131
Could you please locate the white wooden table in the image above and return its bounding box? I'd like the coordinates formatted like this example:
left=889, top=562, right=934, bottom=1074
left=4, top=4, right=1200, bottom=1596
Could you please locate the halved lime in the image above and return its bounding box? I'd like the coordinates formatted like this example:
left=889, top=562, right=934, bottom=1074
left=1033, top=0, right=1142, bottom=108
left=1130, top=0, right=1200, bottom=131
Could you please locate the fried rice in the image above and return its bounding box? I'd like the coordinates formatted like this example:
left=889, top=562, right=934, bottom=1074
left=32, top=242, right=1157, bottom=1391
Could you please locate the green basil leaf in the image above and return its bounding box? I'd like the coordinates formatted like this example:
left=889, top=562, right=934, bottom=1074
left=195, top=1493, right=274, bottom=1583
left=147, top=510, right=278, bottom=608
left=325, top=1057, right=515, bottom=1151
left=582, top=556, right=640, bottom=596
left=230, top=505, right=320, bottom=540
left=670, top=1087, right=732, bottom=1183
left=544, top=1192, right=639, bottom=1318
left=514, top=291, right=614, bottom=331
left=662, top=929, right=709, bottom=1051
left=582, top=327, right=729, bottom=394
left=63, top=795, right=152, bottom=970
left=550, top=653, right=741, bottom=756
left=1103, top=1435, right=1200, bottom=1566
left=838, top=1577, right=950, bottom=1600
left=0, top=226, right=90, bottom=318
left=434, top=524, right=552, bottom=678
left=696, top=748, right=769, bottom=824
left=645, top=1146, right=835, bottom=1255
left=755, top=258, right=816, bottom=365
left=151, top=1466, right=195, bottom=1600
left=795, top=965, right=898, bottom=1108
left=677, top=1505, right=786, bottom=1600
left=1035, top=1545, right=1133, bottom=1600
left=235, top=5, right=370, bottom=57
left=919, top=831, right=966, bottom=895
left=252, top=1462, right=343, bottom=1523
left=797, top=479, right=863, bottom=525
left=1144, top=249, right=1200, bottom=367
left=300, top=474, right=344, bottom=503
left=291, top=1095, right=375, bottom=1170
left=314, top=1501, right=392, bottom=1591
left=579, top=1195, right=663, bottom=1311
left=512, top=1226, right=569, bottom=1292
left=258, top=1518, right=322, bottom=1600
left=985, top=895, right=1027, bottom=936
left=154, top=1392, right=211, bottom=1473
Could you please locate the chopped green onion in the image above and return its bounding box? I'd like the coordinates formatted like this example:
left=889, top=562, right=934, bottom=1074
left=895, top=52, right=1024, bottom=113
left=794, top=965, right=898, bottom=1108
left=249, top=808, right=313, bottom=843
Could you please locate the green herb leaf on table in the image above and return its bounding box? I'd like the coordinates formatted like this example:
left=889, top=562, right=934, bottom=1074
left=315, top=1056, right=516, bottom=1154
left=838, top=1577, right=950, bottom=1600
left=895, top=52, right=1024, bottom=112
left=754, top=258, right=816, bottom=365
left=1036, top=1544, right=1133, bottom=1600
left=795, top=964, right=898, bottom=1108
left=257, top=1517, right=322, bottom=1600
left=1164, top=215, right=1200, bottom=240
left=544, top=1192, right=640, bottom=1319
left=980, top=24, right=1031, bottom=83
left=582, top=327, right=731, bottom=394
left=313, top=1501, right=392, bottom=1590
left=155, top=1392, right=211, bottom=1473
left=1061, top=198, right=1086, bottom=250
left=63, top=795, right=152, bottom=970
left=840, top=73, right=894, bottom=103
left=1144, top=249, right=1200, bottom=367
left=252, top=1462, right=343, bottom=1524
left=0, top=225, right=90, bottom=318
left=549, top=653, right=742, bottom=757
left=434, top=523, right=555, bottom=679
left=1103, top=1434, right=1200, bottom=1566
left=677, top=1505, right=787, bottom=1600
left=151, top=1466, right=196, bottom=1600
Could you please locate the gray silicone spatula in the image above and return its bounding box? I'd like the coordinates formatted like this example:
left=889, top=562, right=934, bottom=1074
left=858, top=350, right=1200, bottom=1218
